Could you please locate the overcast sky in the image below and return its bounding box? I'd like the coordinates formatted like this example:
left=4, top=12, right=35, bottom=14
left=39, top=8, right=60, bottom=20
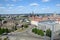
left=0, top=0, right=60, bottom=14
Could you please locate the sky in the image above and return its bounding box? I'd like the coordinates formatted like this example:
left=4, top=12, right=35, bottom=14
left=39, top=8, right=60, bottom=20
left=0, top=0, right=60, bottom=14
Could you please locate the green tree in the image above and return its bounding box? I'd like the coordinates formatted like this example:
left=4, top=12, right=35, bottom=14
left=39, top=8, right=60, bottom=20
left=0, top=28, right=3, bottom=35
left=14, top=22, right=18, bottom=30
left=0, top=27, right=3, bottom=35
left=21, top=25, right=24, bottom=30
left=5, top=28, right=9, bottom=33
left=32, top=28, right=37, bottom=34
left=32, top=28, right=44, bottom=36
left=0, top=27, right=1, bottom=30
left=46, top=29, right=51, bottom=37
left=14, top=26, right=17, bottom=30
left=32, top=28, right=37, bottom=33
left=24, top=24, right=28, bottom=28
left=39, top=30, right=44, bottom=36
left=37, top=29, right=40, bottom=35
left=0, top=28, right=10, bottom=35
left=0, top=17, right=4, bottom=21
left=0, top=18, right=2, bottom=21
left=2, top=28, right=5, bottom=33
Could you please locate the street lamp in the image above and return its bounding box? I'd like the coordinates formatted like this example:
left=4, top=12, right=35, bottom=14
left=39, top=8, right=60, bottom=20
left=51, top=23, right=55, bottom=40
left=44, top=25, right=46, bottom=40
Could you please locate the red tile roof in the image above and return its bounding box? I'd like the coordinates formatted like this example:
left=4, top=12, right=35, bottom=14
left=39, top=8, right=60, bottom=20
left=29, top=16, right=60, bottom=22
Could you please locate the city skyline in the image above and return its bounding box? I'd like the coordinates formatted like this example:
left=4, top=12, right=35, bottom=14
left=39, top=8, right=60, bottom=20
left=0, top=0, right=60, bottom=14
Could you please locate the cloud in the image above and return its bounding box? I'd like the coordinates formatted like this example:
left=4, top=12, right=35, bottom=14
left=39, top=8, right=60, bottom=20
left=6, top=9, right=12, bottom=11
left=14, top=6, right=25, bottom=9
left=17, top=6, right=24, bottom=8
left=0, top=5, right=25, bottom=14
left=0, top=7, right=6, bottom=9
left=14, top=6, right=25, bottom=11
left=30, top=3, right=39, bottom=6
left=12, top=0, right=22, bottom=2
left=0, top=7, right=6, bottom=13
left=42, top=0, right=50, bottom=2
left=8, top=7, right=13, bottom=9
left=41, top=7, right=51, bottom=12
left=56, top=4, right=60, bottom=7
left=42, top=7, right=50, bottom=10
left=6, top=4, right=14, bottom=7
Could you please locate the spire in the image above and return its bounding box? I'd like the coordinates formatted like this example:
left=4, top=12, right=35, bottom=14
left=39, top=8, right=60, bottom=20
left=32, top=11, right=35, bottom=17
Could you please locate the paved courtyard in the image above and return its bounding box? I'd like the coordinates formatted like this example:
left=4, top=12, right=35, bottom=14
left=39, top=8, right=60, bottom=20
left=7, top=25, right=48, bottom=40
